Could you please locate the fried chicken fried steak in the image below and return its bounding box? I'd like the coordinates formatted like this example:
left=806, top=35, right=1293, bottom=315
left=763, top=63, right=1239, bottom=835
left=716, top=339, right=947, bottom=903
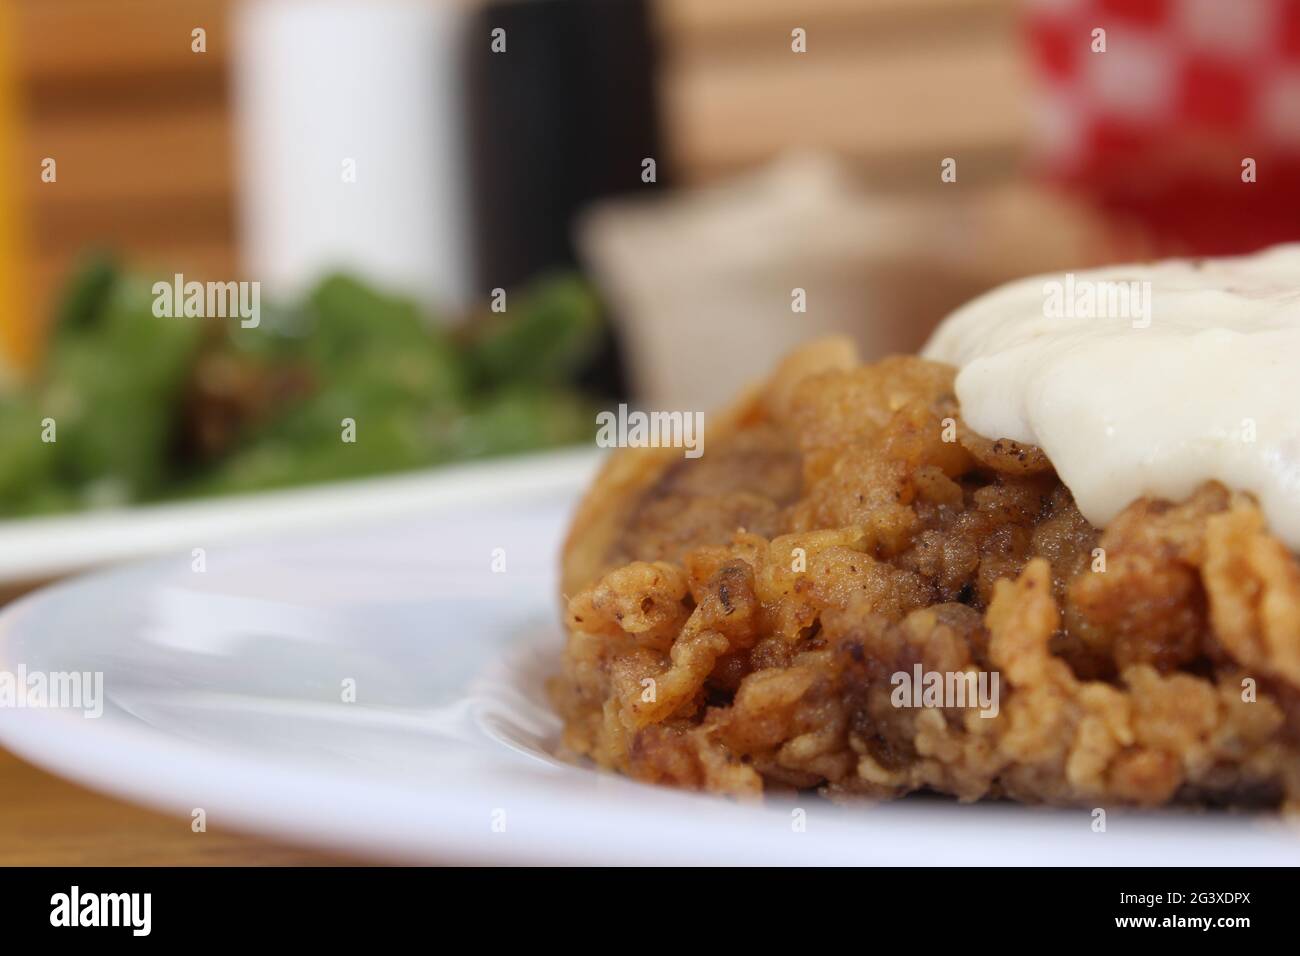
left=551, top=337, right=1300, bottom=808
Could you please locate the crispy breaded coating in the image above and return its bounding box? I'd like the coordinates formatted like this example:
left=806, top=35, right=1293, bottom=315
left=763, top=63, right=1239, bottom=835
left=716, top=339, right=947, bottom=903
left=551, top=339, right=1300, bottom=808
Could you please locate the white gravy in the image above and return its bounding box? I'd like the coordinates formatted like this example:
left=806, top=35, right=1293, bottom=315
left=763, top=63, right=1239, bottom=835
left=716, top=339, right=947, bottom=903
left=922, top=244, right=1300, bottom=549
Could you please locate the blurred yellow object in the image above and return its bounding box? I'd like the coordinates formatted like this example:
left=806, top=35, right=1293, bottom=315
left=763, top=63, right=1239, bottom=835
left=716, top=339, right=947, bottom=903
left=0, top=0, right=30, bottom=377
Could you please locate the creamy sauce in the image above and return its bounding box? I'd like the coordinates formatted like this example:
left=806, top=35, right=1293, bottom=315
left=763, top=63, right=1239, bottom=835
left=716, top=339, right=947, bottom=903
left=922, top=244, right=1300, bottom=550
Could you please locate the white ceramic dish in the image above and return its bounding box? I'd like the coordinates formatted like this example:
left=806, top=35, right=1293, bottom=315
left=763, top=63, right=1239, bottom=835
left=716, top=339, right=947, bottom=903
left=0, top=448, right=601, bottom=587
left=0, top=450, right=1296, bottom=865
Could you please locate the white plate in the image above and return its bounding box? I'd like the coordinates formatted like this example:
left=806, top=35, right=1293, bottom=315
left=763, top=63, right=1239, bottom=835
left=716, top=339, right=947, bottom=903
left=0, top=452, right=1297, bottom=865
left=0, top=448, right=602, bottom=586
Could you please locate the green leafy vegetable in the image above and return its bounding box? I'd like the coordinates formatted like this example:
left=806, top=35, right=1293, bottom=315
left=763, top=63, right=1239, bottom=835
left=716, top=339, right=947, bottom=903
left=0, top=261, right=606, bottom=516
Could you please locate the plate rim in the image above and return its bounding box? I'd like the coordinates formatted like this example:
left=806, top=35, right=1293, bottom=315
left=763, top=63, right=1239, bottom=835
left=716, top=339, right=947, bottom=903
left=0, top=446, right=606, bottom=585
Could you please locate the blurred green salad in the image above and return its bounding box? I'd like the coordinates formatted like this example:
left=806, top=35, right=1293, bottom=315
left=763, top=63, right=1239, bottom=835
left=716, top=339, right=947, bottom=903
left=0, top=256, right=607, bottom=517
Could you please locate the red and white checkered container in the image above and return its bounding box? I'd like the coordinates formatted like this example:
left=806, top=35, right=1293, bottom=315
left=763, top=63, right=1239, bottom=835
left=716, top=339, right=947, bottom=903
left=1025, top=0, right=1300, bottom=253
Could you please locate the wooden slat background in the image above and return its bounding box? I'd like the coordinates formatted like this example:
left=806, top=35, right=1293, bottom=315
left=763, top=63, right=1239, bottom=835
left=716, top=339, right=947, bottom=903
left=11, top=0, right=235, bottom=352
left=5, top=0, right=1027, bottom=356
left=655, top=0, right=1026, bottom=184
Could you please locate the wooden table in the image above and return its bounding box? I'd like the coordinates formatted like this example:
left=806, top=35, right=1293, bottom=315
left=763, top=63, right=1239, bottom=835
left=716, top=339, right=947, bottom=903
left=0, top=747, right=370, bottom=866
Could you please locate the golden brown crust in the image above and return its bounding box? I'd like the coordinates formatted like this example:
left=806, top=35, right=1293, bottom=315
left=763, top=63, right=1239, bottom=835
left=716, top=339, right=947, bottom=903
left=560, top=337, right=859, bottom=598
left=560, top=443, right=682, bottom=600
left=552, top=339, right=1300, bottom=809
left=561, top=382, right=772, bottom=599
